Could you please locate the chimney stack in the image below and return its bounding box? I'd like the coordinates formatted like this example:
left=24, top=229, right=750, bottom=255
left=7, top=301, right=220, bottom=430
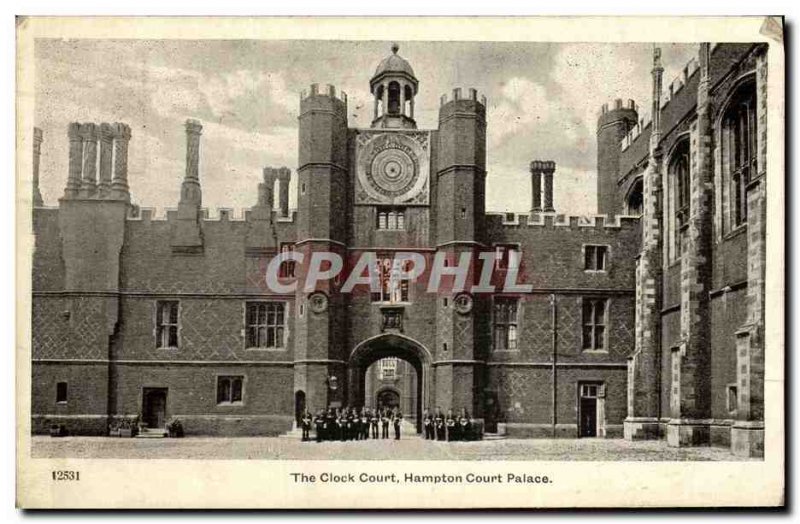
left=181, top=119, right=203, bottom=207
left=97, top=123, right=114, bottom=197
left=277, top=167, right=291, bottom=217
left=531, top=160, right=556, bottom=213
left=111, top=123, right=131, bottom=202
left=529, top=160, right=542, bottom=213
left=64, top=123, right=83, bottom=198
left=32, top=127, right=43, bottom=207
left=80, top=123, right=98, bottom=197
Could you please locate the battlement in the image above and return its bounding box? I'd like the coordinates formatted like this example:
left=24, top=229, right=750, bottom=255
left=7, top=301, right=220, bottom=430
left=486, top=211, right=641, bottom=231
left=620, top=112, right=653, bottom=152
left=620, top=49, right=701, bottom=153
left=599, top=98, right=638, bottom=117
left=126, top=206, right=297, bottom=223
left=299, top=83, right=348, bottom=104
left=439, top=87, right=487, bottom=108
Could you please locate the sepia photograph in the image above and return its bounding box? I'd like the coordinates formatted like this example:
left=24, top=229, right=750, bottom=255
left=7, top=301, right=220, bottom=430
left=15, top=15, right=785, bottom=508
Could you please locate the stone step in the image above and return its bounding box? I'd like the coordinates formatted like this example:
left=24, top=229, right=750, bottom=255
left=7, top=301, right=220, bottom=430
left=136, top=428, right=168, bottom=438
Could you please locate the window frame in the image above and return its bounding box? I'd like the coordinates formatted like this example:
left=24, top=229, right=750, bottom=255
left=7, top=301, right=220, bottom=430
left=719, top=78, right=757, bottom=233
left=244, top=301, right=288, bottom=350
left=581, top=297, right=608, bottom=352
left=493, top=243, right=521, bottom=271
left=726, top=383, right=738, bottom=415
left=216, top=375, right=245, bottom=406
left=370, top=255, right=412, bottom=304
left=376, top=206, right=407, bottom=231
left=492, top=296, right=520, bottom=352
left=667, top=138, right=691, bottom=263
left=583, top=244, right=610, bottom=272
left=155, top=300, right=180, bottom=350
left=55, top=381, right=68, bottom=404
left=278, top=243, right=296, bottom=279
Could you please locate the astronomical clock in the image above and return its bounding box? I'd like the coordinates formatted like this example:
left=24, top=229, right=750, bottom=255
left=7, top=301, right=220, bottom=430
left=354, top=130, right=430, bottom=206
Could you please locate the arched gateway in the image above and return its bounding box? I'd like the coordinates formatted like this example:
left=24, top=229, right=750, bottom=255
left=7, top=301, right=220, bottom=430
left=347, top=334, right=432, bottom=433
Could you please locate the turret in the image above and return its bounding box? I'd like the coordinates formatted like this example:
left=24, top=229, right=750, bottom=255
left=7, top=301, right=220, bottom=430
left=434, top=87, right=487, bottom=420
left=596, top=98, right=638, bottom=216
left=295, top=83, right=349, bottom=410
left=370, top=43, right=418, bottom=129
left=436, top=87, right=487, bottom=244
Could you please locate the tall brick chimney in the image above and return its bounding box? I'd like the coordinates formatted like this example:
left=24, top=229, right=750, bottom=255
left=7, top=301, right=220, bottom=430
left=542, top=160, right=556, bottom=212
left=259, top=167, right=278, bottom=211
left=277, top=167, right=291, bottom=217
left=181, top=119, right=203, bottom=207
left=111, top=123, right=131, bottom=202
left=80, top=123, right=98, bottom=197
left=530, top=160, right=555, bottom=213
left=172, top=119, right=204, bottom=250
left=32, top=127, right=43, bottom=207
left=97, top=123, right=114, bottom=197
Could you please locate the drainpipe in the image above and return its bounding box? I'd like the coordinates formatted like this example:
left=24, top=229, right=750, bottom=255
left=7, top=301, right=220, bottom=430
left=550, top=294, right=557, bottom=438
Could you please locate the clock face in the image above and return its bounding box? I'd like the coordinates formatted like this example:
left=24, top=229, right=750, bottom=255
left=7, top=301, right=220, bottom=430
left=355, top=131, right=430, bottom=205
left=454, top=293, right=473, bottom=315
left=308, top=292, right=328, bottom=314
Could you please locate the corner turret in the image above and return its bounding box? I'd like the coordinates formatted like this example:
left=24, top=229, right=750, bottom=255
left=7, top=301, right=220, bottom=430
left=596, top=98, right=638, bottom=216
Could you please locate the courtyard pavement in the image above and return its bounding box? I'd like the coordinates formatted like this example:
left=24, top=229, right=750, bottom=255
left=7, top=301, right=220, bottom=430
left=30, top=434, right=752, bottom=461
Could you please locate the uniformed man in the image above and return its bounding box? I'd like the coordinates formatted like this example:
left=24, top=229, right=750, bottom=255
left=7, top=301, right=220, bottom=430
left=381, top=408, right=390, bottom=439
left=434, top=408, right=445, bottom=441
left=345, top=408, right=356, bottom=440
left=370, top=408, right=380, bottom=439
left=459, top=408, right=471, bottom=441
left=301, top=409, right=312, bottom=442
left=314, top=410, right=325, bottom=443
left=445, top=409, right=456, bottom=441
left=338, top=408, right=348, bottom=441
left=393, top=407, right=403, bottom=440
left=422, top=408, right=433, bottom=440
left=325, top=407, right=336, bottom=442
left=360, top=409, right=370, bottom=440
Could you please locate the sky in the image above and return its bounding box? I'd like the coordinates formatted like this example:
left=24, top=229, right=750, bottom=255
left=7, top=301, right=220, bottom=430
left=34, top=40, right=696, bottom=216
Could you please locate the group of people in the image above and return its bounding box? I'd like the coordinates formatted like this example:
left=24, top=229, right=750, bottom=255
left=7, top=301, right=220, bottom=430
left=299, top=405, right=479, bottom=442
left=300, top=406, right=404, bottom=442
left=422, top=408, right=478, bottom=442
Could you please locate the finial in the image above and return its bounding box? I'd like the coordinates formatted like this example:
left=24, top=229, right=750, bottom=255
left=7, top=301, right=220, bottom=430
left=391, top=42, right=399, bottom=54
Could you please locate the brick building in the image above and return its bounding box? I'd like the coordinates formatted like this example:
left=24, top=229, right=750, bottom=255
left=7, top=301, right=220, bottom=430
left=30, top=43, right=766, bottom=457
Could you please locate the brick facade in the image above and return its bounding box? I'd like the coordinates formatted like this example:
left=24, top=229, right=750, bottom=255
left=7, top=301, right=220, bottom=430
left=30, top=44, right=765, bottom=452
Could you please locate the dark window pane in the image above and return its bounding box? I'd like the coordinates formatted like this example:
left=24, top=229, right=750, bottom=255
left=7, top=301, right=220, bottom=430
left=56, top=382, right=68, bottom=403
left=217, top=378, right=230, bottom=403
left=595, top=326, right=605, bottom=349
left=168, top=326, right=178, bottom=347
left=232, top=378, right=243, bottom=402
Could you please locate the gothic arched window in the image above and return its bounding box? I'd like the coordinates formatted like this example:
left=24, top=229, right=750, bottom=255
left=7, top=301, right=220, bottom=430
left=720, top=80, right=757, bottom=231
left=668, top=140, right=691, bottom=261
left=626, top=178, right=643, bottom=216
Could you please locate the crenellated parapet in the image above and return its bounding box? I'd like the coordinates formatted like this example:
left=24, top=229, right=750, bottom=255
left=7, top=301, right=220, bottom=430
left=486, top=212, right=641, bottom=231
left=299, top=83, right=348, bottom=119
left=62, top=121, right=131, bottom=202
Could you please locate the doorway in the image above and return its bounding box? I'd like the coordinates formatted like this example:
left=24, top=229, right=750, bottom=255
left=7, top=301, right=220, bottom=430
left=376, top=388, right=400, bottom=411
left=142, top=388, right=168, bottom=429
left=295, top=390, right=306, bottom=426
left=578, top=382, right=604, bottom=438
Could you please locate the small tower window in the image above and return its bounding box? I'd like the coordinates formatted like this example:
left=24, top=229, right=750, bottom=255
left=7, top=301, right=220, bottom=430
left=376, top=207, right=406, bottom=230
left=56, top=382, right=68, bottom=403
left=388, top=82, right=401, bottom=115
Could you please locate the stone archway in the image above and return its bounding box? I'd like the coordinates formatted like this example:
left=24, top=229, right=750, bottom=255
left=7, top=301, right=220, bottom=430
left=347, top=333, right=433, bottom=433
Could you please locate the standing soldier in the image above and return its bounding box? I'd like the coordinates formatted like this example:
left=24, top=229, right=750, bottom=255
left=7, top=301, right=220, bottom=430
left=423, top=408, right=434, bottom=440
left=325, top=407, right=336, bottom=442
left=360, top=409, right=370, bottom=440
left=301, top=409, right=312, bottom=442
left=393, top=407, right=403, bottom=440
left=370, top=408, right=380, bottom=439
left=434, top=407, right=445, bottom=441
left=445, top=409, right=456, bottom=441
left=314, top=409, right=325, bottom=443
left=346, top=407, right=355, bottom=441
left=335, top=408, right=345, bottom=442
left=381, top=408, right=390, bottom=439
left=459, top=408, right=472, bottom=441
